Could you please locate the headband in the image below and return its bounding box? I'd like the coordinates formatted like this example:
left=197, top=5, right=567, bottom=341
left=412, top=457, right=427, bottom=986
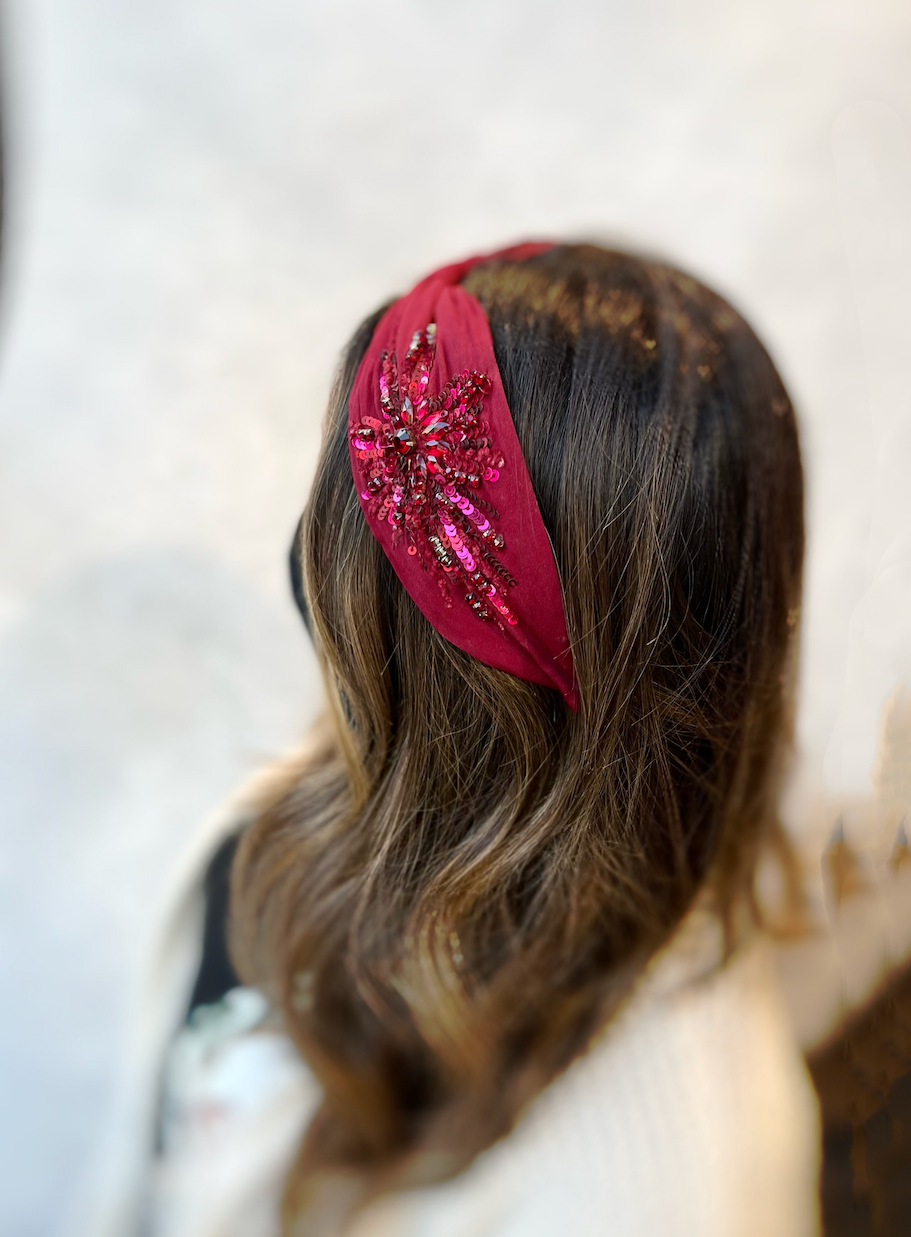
left=348, top=243, right=578, bottom=711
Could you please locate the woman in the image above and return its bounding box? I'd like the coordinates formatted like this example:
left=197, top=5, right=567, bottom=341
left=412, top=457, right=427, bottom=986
left=149, top=242, right=820, bottom=1236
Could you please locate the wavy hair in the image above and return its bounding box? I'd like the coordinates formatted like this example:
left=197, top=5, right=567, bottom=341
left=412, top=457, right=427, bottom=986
left=229, top=244, right=805, bottom=1232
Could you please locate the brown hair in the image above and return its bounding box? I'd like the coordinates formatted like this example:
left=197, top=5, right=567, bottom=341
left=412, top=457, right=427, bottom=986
left=229, top=244, right=805, bottom=1231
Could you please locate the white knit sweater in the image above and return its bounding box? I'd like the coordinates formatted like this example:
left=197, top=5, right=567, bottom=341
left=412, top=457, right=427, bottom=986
left=69, top=705, right=911, bottom=1237
left=144, top=906, right=821, bottom=1237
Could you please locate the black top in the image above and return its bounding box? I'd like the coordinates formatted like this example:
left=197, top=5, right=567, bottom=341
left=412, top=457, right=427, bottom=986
left=185, top=831, right=241, bottom=1018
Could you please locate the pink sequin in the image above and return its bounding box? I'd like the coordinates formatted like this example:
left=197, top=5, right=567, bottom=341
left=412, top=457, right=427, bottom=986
left=350, top=322, right=518, bottom=629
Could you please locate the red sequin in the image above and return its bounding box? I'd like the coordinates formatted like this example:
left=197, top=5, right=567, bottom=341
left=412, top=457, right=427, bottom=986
left=350, top=323, right=518, bottom=627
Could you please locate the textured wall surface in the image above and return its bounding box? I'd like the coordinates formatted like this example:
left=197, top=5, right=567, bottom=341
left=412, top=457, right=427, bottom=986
left=0, top=1, right=909, bottom=1233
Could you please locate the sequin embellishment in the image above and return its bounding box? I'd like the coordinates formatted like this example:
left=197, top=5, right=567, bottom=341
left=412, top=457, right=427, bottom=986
left=350, top=323, right=519, bottom=626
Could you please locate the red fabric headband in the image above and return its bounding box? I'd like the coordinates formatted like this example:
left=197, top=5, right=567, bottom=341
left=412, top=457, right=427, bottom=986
left=348, top=243, right=578, bottom=711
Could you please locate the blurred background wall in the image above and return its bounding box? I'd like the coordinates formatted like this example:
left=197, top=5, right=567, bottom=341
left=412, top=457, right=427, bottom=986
left=0, top=1, right=908, bottom=1233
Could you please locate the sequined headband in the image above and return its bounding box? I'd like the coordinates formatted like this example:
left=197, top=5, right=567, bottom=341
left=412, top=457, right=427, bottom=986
left=348, top=243, right=578, bottom=710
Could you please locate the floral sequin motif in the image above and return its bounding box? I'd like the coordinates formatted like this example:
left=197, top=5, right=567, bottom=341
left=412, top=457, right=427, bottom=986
left=350, top=323, right=519, bottom=626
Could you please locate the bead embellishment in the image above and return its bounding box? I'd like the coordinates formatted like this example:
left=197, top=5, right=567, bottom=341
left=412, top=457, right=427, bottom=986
left=350, top=323, right=519, bottom=627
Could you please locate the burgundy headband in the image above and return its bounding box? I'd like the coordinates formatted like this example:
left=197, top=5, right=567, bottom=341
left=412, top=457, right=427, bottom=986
left=347, top=243, right=578, bottom=711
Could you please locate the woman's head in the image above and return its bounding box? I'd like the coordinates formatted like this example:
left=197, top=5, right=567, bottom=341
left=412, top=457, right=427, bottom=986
left=231, top=243, right=804, bottom=1222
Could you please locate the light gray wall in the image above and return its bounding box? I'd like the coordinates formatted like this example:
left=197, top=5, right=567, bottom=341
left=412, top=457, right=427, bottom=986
left=0, top=1, right=909, bottom=1233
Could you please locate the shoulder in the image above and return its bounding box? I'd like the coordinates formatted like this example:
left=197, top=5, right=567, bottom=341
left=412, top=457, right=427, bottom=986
left=350, top=915, right=821, bottom=1237
left=524, top=921, right=819, bottom=1235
